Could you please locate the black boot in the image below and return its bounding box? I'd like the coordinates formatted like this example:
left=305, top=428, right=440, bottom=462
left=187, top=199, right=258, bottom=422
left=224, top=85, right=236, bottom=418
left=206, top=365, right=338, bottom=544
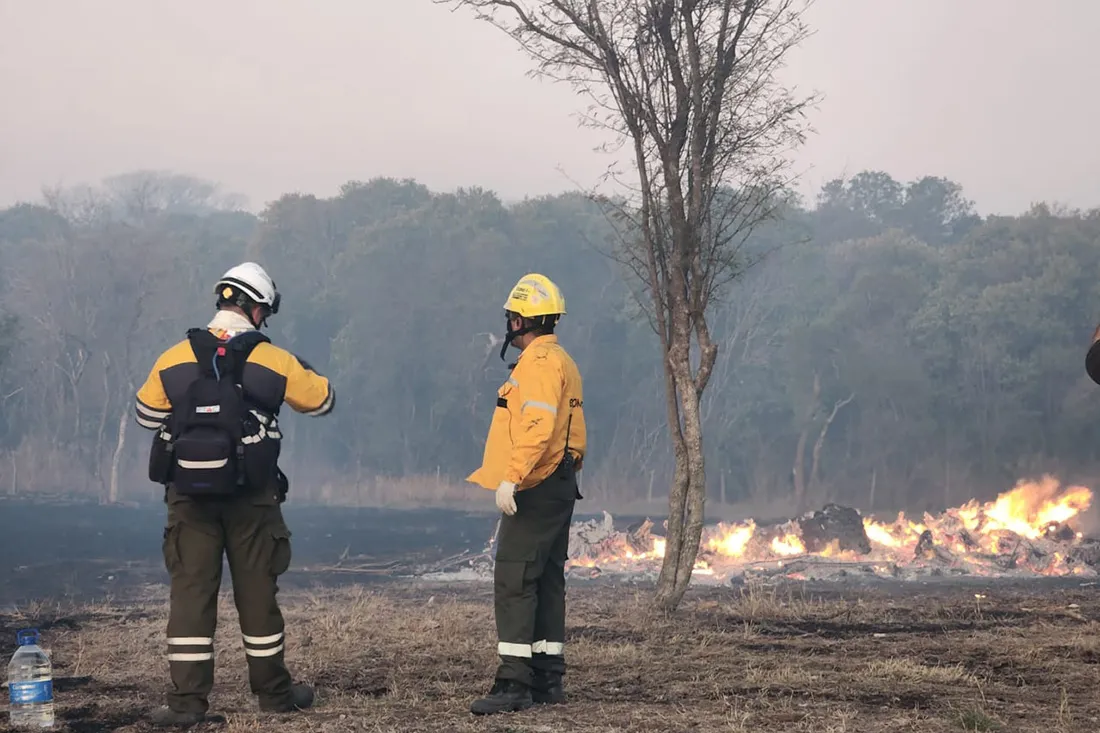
left=470, top=678, right=533, bottom=715
left=259, top=683, right=315, bottom=713
left=149, top=707, right=205, bottom=727
left=532, top=671, right=565, bottom=704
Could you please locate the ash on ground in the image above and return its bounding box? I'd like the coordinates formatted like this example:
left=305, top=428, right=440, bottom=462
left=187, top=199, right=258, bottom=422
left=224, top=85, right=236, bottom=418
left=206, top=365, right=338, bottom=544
left=417, top=483, right=1100, bottom=585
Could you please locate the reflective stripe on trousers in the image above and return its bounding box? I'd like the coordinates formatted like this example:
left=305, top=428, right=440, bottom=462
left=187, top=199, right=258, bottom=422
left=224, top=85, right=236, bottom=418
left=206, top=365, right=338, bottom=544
left=167, top=636, right=214, bottom=663
left=243, top=631, right=285, bottom=658
left=498, top=640, right=565, bottom=657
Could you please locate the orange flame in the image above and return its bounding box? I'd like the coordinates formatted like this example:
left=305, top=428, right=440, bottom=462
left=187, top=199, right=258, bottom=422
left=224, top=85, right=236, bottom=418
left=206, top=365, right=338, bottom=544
left=565, top=476, right=1094, bottom=580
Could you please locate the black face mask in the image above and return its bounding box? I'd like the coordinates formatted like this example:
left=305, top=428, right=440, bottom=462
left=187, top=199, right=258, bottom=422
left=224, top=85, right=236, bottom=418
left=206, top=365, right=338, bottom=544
left=500, top=315, right=534, bottom=363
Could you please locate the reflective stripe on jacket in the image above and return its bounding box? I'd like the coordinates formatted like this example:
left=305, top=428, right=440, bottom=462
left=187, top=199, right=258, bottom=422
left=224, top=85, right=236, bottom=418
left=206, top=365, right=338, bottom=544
left=468, top=334, right=586, bottom=491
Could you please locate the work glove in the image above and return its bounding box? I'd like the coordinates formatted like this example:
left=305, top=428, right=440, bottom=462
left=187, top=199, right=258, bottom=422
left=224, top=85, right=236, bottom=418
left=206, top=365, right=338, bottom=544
left=496, top=480, right=517, bottom=516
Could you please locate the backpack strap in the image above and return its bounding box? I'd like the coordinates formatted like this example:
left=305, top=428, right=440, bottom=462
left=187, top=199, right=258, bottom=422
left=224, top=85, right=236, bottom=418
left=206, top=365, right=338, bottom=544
left=224, top=330, right=270, bottom=384
left=185, top=327, right=271, bottom=383
left=185, top=328, right=222, bottom=378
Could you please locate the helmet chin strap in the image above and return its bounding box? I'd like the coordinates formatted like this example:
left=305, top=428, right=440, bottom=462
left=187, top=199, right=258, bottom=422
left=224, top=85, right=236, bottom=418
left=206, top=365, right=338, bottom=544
left=232, top=291, right=270, bottom=329
left=220, top=294, right=269, bottom=330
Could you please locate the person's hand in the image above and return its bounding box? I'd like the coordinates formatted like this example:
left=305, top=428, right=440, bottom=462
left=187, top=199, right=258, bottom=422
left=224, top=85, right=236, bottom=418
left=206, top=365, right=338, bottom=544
left=495, top=480, right=517, bottom=516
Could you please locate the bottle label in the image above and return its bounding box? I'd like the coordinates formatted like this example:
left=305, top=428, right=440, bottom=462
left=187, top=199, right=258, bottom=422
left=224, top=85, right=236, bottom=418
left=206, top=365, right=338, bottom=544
left=9, top=680, right=53, bottom=704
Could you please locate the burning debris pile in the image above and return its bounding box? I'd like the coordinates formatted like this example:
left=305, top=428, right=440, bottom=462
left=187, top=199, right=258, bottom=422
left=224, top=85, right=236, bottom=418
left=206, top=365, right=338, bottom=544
left=562, top=477, right=1098, bottom=583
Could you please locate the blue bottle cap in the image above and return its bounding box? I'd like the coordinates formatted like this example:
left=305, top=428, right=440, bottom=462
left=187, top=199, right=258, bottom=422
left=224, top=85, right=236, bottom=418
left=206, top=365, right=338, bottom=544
left=16, top=629, right=38, bottom=646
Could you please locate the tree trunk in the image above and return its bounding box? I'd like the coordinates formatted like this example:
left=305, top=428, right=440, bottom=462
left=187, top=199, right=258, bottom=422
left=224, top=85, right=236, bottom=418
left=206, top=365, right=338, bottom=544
left=673, top=372, right=707, bottom=606
left=791, top=372, right=821, bottom=511
left=655, top=295, right=707, bottom=611
left=654, top=349, right=691, bottom=610
left=93, top=363, right=112, bottom=491
left=107, top=406, right=128, bottom=504
left=807, top=392, right=855, bottom=505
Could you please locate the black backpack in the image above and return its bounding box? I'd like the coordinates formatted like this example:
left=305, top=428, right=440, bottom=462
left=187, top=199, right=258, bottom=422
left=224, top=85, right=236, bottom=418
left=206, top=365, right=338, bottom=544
left=149, top=328, right=271, bottom=496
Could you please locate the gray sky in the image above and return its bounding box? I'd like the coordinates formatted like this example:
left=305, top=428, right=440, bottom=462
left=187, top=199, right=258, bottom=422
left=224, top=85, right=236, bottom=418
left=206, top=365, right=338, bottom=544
left=2, top=0, right=1097, bottom=215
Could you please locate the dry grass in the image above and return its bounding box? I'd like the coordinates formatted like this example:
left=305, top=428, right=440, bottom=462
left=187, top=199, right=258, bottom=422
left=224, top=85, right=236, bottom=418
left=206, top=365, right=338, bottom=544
left=1, top=581, right=1099, bottom=732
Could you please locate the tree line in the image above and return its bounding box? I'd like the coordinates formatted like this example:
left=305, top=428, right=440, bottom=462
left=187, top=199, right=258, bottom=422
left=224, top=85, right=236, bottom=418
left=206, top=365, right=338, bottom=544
left=1, top=169, right=1098, bottom=513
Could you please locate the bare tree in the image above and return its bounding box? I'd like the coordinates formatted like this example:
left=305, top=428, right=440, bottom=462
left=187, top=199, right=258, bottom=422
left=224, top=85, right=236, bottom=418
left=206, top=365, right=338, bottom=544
left=43, top=171, right=247, bottom=227
left=443, top=0, right=817, bottom=609
left=104, top=170, right=247, bottom=216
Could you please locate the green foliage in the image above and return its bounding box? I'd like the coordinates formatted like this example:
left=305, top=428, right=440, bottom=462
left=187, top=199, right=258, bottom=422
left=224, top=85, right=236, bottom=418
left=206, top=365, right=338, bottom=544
left=0, top=169, right=1097, bottom=510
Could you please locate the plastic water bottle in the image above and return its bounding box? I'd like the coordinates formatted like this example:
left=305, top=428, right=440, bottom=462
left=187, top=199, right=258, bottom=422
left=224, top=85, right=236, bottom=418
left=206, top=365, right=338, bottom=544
left=7, top=629, right=54, bottom=729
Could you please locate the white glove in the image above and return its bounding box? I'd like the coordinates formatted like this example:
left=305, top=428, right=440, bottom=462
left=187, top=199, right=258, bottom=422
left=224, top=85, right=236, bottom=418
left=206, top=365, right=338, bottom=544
left=495, top=480, right=517, bottom=516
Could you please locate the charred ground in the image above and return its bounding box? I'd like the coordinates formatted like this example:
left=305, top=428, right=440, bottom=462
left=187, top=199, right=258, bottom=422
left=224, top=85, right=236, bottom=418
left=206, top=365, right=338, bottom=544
left=0, top=497, right=668, bottom=604
left=0, top=496, right=502, bottom=605
left=3, top=498, right=1099, bottom=732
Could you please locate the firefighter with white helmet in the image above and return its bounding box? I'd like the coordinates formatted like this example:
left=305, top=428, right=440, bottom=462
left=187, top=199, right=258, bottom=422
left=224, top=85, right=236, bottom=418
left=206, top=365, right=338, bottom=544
left=468, top=273, right=588, bottom=715
left=136, top=261, right=335, bottom=726
left=214, top=261, right=282, bottom=328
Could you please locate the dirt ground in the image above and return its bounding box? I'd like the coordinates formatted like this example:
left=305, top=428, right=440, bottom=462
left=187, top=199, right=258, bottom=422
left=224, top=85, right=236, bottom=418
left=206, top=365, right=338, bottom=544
left=1, top=579, right=1098, bottom=733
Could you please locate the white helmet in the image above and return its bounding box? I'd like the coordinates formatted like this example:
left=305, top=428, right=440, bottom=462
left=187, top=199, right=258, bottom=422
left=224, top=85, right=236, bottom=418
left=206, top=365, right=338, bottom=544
left=214, top=262, right=281, bottom=315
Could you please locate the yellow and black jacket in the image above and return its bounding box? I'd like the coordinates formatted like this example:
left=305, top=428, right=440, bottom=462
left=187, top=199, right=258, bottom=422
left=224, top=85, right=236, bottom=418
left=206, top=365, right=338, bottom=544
left=135, top=311, right=334, bottom=431
left=468, top=335, right=586, bottom=491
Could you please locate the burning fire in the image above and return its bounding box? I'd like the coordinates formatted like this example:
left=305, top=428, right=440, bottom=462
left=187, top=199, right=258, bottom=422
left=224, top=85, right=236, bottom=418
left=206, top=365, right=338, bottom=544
left=566, top=476, right=1097, bottom=581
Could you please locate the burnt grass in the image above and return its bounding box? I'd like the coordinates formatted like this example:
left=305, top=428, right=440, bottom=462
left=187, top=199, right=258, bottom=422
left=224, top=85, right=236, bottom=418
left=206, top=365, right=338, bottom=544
left=0, top=497, right=503, bottom=604
left=0, top=582, right=1096, bottom=732
left=0, top=496, right=662, bottom=604
left=2, top=498, right=1100, bottom=731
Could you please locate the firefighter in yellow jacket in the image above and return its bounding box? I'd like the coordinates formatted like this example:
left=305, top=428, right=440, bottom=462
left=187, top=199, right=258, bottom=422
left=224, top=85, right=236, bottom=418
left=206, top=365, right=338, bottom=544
left=135, top=262, right=334, bottom=726
left=468, top=273, right=587, bottom=715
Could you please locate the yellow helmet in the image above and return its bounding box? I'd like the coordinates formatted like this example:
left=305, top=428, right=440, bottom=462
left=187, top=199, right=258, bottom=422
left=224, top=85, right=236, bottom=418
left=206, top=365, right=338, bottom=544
left=503, top=273, right=566, bottom=319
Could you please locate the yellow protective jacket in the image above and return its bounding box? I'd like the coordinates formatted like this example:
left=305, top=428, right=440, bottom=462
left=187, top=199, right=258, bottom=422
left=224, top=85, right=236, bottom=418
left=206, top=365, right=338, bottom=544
left=468, top=335, right=586, bottom=491
left=135, top=313, right=334, bottom=430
